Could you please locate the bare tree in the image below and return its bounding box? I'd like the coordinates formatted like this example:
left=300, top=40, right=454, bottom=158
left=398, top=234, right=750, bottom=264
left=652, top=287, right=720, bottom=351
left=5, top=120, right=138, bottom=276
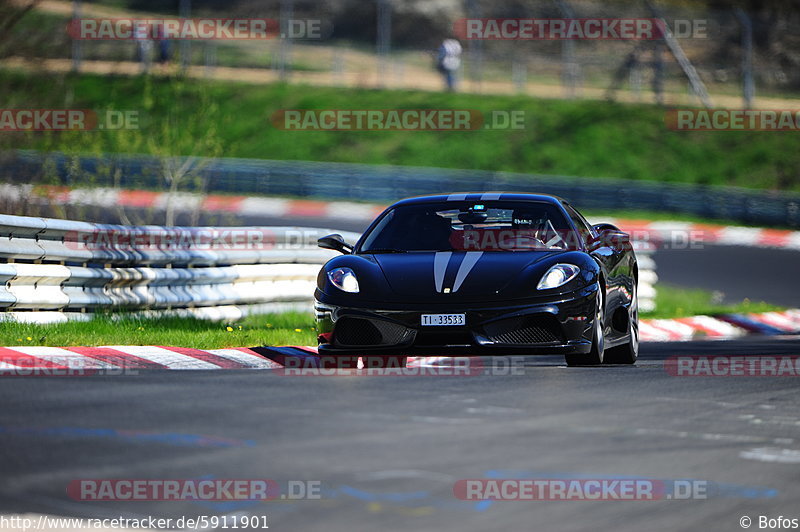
left=142, top=79, right=224, bottom=226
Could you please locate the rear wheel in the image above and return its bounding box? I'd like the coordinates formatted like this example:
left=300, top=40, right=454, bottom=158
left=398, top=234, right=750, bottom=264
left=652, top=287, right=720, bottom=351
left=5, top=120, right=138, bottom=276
left=565, top=289, right=605, bottom=367
left=604, top=283, right=639, bottom=365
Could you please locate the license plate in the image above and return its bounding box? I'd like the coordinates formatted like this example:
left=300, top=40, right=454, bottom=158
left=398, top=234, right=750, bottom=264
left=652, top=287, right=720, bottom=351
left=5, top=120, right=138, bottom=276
left=421, top=313, right=466, bottom=326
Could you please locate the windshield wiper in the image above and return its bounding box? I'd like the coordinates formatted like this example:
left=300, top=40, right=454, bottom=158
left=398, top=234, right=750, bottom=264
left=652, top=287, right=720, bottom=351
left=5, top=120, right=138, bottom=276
left=365, top=248, right=408, bottom=254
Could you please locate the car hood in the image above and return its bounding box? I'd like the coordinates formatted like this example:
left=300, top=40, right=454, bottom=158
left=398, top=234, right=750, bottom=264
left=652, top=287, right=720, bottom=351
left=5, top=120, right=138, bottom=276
left=371, top=250, right=562, bottom=301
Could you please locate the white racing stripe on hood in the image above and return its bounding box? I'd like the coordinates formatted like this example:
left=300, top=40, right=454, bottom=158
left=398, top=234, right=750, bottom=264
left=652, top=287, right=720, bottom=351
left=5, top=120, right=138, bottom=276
left=447, top=193, right=467, bottom=201
left=452, top=252, right=483, bottom=292
left=480, top=192, right=502, bottom=200
left=433, top=252, right=452, bottom=293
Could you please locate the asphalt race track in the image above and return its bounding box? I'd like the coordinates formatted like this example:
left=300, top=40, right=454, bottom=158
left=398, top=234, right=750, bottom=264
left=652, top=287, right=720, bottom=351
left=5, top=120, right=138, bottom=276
left=653, top=245, right=800, bottom=307
left=1, top=337, right=799, bottom=532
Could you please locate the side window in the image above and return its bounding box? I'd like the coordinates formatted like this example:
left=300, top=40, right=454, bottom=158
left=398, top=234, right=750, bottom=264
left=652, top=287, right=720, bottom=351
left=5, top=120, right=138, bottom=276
left=563, top=204, right=594, bottom=247
left=360, top=209, right=395, bottom=250
left=575, top=209, right=597, bottom=238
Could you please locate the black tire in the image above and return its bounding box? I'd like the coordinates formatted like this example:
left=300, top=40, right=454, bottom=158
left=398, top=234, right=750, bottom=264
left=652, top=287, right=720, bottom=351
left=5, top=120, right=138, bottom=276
left=565, top=289, right=605, bottom=367
left=361, top=355, right=408, bottom=369
left=604, top=283, right=639, bottom=365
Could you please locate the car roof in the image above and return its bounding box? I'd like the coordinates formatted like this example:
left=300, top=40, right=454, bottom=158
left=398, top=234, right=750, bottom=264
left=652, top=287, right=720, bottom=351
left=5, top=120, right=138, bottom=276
left=390, top=192, right=567, bottom=208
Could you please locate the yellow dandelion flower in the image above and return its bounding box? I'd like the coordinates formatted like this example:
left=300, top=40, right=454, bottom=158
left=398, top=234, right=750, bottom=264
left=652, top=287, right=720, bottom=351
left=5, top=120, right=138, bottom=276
left=226, top=326, right=233, bottom=332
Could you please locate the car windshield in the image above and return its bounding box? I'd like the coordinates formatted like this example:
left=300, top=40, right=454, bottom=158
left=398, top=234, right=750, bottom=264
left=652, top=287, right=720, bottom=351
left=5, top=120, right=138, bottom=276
left=359, top=201, right=578, bottom=253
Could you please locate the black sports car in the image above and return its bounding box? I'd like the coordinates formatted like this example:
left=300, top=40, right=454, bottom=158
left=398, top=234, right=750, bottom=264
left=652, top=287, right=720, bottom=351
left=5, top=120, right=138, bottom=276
left=314, top=193, right=639, bottom=368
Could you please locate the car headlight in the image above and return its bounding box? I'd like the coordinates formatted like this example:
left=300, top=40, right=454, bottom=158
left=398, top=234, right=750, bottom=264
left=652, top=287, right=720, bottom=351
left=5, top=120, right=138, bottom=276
left=327, top=267, right=360, bottom=293
left=537, top=263, right=580, bottom=290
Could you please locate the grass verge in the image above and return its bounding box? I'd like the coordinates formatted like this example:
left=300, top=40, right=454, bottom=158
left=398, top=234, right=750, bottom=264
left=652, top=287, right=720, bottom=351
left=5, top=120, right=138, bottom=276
left=641, top=284, right=784, bottom=320
left=1, top=70, right=799, bottom=191
left=0, top=312, right=318, bottom=349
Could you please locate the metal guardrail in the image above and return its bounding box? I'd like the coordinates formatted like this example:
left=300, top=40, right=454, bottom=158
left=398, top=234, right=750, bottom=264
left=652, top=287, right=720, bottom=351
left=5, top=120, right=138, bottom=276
left=4, top=151, right=800, bottom=228
left=0, top=213, right=358, bottom=321
left=633, top=242, right=657, bottom=313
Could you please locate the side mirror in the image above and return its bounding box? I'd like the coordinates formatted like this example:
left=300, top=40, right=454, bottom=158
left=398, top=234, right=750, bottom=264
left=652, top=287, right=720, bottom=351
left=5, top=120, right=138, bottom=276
left=588, top=228, right=630, bottom=251
left=591, top=223, right=621, bottom=233
left=318, top=234, right=353, bottom=255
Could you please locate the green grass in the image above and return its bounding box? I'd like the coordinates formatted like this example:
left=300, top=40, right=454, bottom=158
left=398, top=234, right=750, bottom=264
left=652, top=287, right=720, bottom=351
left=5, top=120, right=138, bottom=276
left=0, top=312, right=318, bottom=348
left=641, top=284, right=784, bottom=320
left=2, top=70, right=799, bottom=191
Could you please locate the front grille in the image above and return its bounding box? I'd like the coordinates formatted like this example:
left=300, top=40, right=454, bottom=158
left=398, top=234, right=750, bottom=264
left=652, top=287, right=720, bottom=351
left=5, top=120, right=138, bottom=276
left=483, top=315, right=562, bottom=344
left=333, top=317, right=410, bottom=347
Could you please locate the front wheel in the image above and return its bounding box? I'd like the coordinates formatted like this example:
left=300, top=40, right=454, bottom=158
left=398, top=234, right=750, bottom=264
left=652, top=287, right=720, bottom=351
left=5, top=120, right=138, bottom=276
left=604, top=284, right=639, bottom=365
left=565, top=291, right=604, bottom=367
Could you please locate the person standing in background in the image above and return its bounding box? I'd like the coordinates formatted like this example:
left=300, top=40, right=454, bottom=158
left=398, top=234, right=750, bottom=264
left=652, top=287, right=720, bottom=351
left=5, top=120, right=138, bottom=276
left=436, top=37, right=462, bottom=91
left=154, top=23, right=171, bottom=64
left=134, top=20, right=153, bottom=72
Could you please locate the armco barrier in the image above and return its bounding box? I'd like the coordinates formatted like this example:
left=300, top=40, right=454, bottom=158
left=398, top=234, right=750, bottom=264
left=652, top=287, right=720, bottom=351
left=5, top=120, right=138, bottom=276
left=633, top=241, right=657, bottom=313
left=0, top=213, right=359, bottom=321
left=4, top=151, right=800, bottom=228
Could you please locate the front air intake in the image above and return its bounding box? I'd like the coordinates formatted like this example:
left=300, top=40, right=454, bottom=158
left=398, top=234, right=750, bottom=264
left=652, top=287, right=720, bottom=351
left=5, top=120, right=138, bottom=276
left=333, top=317, right=410, bottom=347
left=483, top=315, right=563, bottom=344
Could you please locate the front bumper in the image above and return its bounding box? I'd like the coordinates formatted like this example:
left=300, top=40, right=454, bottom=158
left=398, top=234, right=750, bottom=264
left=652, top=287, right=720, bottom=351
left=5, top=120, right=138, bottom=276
left=315, top=285, right=598, bottom=357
